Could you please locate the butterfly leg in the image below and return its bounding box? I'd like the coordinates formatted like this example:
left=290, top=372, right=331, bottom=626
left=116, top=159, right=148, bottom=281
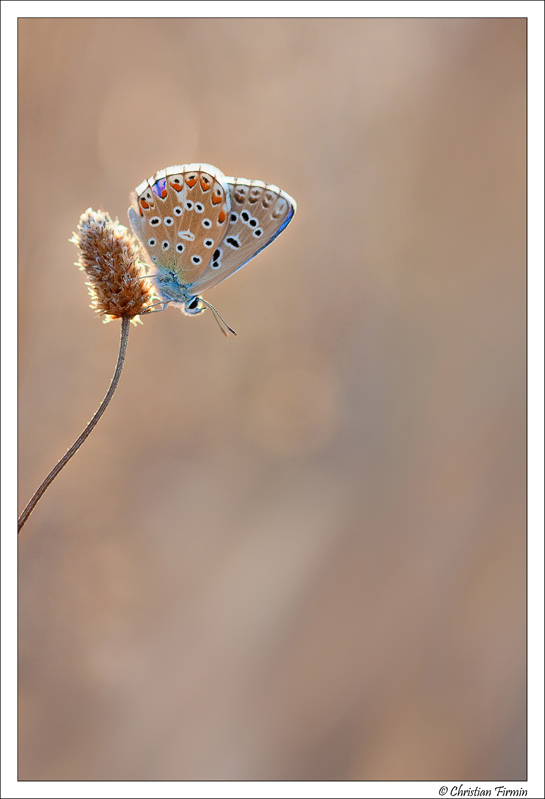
left=141, top=300, right=169, bottom=314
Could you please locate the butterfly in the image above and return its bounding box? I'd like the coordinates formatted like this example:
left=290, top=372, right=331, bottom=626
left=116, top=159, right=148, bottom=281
left=128, top=163, right=296, bottom=334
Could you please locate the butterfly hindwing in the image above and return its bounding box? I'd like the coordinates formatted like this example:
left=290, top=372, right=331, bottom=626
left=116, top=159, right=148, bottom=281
left=128, top=164, right=230, bottom=285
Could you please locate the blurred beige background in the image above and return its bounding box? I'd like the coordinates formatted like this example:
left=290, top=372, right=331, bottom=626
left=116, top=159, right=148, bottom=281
left=18, top=18, right=526, bottom=781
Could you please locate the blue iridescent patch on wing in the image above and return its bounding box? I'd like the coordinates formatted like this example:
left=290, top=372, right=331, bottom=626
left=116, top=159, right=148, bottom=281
left=152, top=178, right=167, bottom=197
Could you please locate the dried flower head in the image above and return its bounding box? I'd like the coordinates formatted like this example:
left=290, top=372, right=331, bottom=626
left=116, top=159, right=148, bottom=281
left=71, top=208, right=155, bottom=323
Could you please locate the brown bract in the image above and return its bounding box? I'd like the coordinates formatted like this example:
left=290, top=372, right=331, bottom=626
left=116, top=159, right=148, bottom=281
left=72, top=208, right=155, bottom=322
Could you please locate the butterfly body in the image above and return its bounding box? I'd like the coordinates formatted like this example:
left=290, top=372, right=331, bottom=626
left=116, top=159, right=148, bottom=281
left=128, top=163, right=296, bottom=320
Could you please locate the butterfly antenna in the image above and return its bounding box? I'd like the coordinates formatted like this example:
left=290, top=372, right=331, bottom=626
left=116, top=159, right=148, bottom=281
left=199, top=298, right=237, bottom=337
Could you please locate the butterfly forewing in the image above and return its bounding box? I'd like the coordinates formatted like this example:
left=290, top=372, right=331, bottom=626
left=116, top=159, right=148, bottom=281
left=128, top=164, right=230, bottom=285
left=187, top=178, right=296, bottom=295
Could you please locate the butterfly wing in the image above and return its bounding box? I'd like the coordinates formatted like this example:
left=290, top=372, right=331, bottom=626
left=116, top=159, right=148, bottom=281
left=186, top=177, right=296, bottom=296
left=128, top=164, right=230, bottom=287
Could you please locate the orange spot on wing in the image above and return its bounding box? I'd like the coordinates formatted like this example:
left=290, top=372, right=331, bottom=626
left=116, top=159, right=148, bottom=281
left=186, top=177, right=197, bottom=188
left=211, top=194, right=222, bottom=205
left=218, top=209, right=226, bottom=223
left=140, top=199, right=149, bottom=209
left=200, top=176, right=211, bottom=191
left=170, top=181, right=182, bottom=191
left=161, top=189, right=167, bottom=198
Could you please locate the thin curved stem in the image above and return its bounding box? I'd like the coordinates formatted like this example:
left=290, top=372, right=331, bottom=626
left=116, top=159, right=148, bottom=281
left=18, top=317, right=131, bottom=533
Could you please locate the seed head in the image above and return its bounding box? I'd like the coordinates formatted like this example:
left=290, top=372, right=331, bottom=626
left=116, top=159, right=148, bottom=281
left=71, top=208, right=155, bottom=323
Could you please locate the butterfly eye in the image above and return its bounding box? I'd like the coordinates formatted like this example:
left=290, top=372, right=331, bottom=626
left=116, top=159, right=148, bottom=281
left=164, top=217, right=173, bottom=226
left=173, top=206, right=183, bottom=216
left=182, top=297, right=205, bottom=316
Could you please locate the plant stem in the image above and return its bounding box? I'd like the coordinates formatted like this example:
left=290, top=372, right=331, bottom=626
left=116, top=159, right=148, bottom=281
left=18, top=316, right=131, bottom=533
